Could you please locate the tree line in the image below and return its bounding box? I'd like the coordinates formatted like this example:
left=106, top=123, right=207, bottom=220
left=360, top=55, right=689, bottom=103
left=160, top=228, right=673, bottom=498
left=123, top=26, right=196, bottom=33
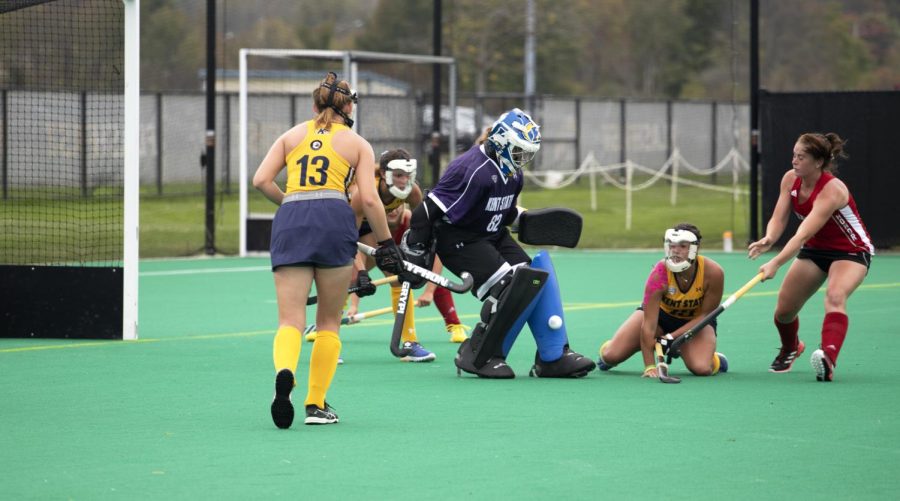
left=3, top=0, right=898, bottom=99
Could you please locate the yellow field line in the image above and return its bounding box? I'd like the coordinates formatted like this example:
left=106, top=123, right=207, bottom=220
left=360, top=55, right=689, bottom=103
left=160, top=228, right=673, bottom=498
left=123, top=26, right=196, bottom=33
left=3, top=281, right=898, bottom=354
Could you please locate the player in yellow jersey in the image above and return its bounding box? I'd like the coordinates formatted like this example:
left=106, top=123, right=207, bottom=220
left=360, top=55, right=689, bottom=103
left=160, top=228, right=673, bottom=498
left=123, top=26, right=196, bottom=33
left=596, top=223, right=729, bottom=378
left=345, top=148, right=465, bottom=362
left=253, top=72, right=405, bottom=428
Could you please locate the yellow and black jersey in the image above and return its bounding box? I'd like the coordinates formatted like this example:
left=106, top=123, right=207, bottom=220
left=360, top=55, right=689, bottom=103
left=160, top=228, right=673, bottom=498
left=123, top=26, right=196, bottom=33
left=659, top=255, right=707, bottom=320
left=284, top=122, right=354, bottom=195
left=381, top=185, right=406, bottom=212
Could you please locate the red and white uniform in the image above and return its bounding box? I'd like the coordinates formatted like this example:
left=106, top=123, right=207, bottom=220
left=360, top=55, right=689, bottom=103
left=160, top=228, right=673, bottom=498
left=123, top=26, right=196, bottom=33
left=791, top=172, right=874, bottom=254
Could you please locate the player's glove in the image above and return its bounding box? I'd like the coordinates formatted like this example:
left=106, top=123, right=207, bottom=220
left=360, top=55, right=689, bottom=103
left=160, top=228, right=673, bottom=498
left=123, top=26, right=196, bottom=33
left=659, top=333, right=680, bottom=359
left=353, top=270, right=377, bottom=297
left=373, top=238, right=405, bottom=276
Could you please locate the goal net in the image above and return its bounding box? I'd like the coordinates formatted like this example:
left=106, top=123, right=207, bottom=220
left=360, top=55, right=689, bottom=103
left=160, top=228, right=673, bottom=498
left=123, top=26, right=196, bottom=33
left=237, top=49, right=457, bottom=256
left=0, top=0, right=139, bottom=339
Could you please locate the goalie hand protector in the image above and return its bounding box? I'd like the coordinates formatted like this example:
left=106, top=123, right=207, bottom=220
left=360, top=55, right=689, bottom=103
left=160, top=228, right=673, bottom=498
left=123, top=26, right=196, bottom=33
left=517, top=207, right=583, bottom=248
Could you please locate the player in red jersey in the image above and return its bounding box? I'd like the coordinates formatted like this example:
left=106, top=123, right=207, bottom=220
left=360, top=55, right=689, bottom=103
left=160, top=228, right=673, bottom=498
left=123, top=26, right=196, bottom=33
left=748, top=132, right=873, bottom=382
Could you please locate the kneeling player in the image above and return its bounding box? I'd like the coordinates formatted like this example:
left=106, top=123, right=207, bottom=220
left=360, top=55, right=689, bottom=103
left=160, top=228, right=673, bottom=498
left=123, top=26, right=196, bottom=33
left=597, top=223, right=729, bottom=378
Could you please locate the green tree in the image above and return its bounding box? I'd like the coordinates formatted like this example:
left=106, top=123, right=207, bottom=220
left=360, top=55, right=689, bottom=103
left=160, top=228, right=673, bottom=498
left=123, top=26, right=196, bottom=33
left=142, top=0, right=204, bottom=90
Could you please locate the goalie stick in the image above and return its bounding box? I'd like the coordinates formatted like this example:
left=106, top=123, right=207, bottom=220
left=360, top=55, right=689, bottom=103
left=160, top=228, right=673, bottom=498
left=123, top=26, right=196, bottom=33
left=388, top=280, right=413, bottom=358
left=356, top=242, right=474, bottom=294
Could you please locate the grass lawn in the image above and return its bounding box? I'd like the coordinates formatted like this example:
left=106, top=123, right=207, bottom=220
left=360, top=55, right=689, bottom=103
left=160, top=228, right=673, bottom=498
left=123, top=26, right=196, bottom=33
left=139, top=181, right=751, bottom=258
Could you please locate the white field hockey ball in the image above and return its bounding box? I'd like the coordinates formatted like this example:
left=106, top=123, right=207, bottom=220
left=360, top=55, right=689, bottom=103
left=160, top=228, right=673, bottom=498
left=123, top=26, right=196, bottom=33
left=548, top=315, right=563, bottom=330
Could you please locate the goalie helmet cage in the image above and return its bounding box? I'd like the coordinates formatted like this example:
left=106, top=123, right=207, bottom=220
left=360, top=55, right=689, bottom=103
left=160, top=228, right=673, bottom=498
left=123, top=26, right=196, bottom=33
left=238, top=49, right=457, bottom=257
left=0, top=0, right=139, bottom=340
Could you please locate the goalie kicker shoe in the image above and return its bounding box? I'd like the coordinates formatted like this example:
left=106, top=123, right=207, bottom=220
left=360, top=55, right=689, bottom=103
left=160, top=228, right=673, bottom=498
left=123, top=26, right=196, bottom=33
left=454, top=339, right=515, bottom=379
left=271, top=369, right=295, bottom=429
left=305, top=402, right=339, bottom=425
left=769, top=340, right=805, bottom=373
left=529, top=345, right=597, bottom=378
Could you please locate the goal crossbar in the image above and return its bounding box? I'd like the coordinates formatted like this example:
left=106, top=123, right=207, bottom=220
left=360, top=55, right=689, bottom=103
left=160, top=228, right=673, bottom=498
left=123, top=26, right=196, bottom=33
left=238, top=49, right=457, bottom=256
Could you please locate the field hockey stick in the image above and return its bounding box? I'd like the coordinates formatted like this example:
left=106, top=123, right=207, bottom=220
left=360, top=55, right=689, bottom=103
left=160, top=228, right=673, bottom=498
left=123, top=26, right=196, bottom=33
left=343, top=306, right=394, bottom=325
left=666, top=272, right=765, bottom=363
left=306, top=275, right=397, bottom=305
left=357, top=242, right=474, bottom=294
left=303, top=305, right=395, bottom=341
left=389, top=280, right=413, bottom=357
left=655, top=342, right=681, bottom=384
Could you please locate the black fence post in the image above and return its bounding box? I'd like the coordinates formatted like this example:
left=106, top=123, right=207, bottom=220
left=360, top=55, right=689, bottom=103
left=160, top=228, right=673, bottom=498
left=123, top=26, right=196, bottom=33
left=2, top=89, right=7, bottom=200
left=574, top=97, right=581, bottom=171
left=80, top=91, right=87, bottom=198
left=711, top=101, right=718, bottom=183
left=224, top=93, right=231, bottom=195
left=156, top=92, right=163, bottom=196
left=619, top=99, right=627, bottom=180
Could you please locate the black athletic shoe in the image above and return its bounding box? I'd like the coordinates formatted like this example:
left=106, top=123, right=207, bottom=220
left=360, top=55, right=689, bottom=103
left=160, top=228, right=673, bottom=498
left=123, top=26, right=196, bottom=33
left=528, top=345, right=596, bottom=378
left=271, top=369, right=295, bottom=429
left=454, top=340, right=515, bottom=379
left=304, top=402, right=339, bottom=425
left=769, top=340, right=805, bottom=373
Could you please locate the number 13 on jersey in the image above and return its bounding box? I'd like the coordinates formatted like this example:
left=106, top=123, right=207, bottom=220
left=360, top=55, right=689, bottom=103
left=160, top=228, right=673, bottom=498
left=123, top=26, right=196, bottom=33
left=297, top=154, right=329, bottom=186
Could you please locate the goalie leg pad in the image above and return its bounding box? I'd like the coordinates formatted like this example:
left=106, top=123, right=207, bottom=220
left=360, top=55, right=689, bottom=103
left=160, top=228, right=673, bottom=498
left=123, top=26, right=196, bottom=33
left=469, top=266, right=548, bottom=368
left=517, top=208, right=583, bottom=248
left=526, top=251, right=596, bottom=378
left=524, top=251, right=569, bottom=362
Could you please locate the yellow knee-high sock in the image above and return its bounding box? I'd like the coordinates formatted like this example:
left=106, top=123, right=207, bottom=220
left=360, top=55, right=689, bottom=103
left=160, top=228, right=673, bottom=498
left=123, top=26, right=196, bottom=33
left=711, top=352, right=722, bottom=375
left=305, top=330, right=342, bottom=408
left=273, top=325, right=302, bottom=377
left=390, top=285, right=418, bottom=343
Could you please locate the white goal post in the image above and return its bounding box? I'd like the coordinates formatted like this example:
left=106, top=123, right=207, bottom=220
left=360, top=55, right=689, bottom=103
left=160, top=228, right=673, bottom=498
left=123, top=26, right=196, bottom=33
left=238, top=49, right=457, bottom=257
left=123, top=0, right=140, bottom=340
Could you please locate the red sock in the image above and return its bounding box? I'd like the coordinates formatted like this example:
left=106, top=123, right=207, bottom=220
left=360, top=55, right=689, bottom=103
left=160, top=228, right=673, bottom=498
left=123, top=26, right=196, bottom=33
left=775, top=316, right=799, bottom=351
left=821, top=312, right=848, bottom=365
left=433, top=287, right=461, bottom=325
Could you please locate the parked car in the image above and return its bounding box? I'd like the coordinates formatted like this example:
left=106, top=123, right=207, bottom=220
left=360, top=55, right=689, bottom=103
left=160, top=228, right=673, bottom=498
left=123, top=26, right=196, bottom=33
left=421, top=105, right=493, bottom=152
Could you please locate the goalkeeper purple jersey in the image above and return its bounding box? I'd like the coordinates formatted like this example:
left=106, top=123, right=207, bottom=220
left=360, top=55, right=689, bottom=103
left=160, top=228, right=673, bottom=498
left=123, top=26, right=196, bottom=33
left=427, top=144, right=523, bottom=235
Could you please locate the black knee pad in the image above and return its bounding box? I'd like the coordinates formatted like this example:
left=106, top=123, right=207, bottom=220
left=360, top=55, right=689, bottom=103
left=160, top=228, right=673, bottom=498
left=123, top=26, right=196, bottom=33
left=480, top=271, right=514, bottom=323
left=469, top=266, right=548, bottom=369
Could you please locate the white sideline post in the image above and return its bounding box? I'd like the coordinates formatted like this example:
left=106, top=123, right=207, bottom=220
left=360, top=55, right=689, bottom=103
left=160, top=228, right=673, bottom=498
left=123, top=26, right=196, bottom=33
left=625, top=161, right=633, bottom=230
left=122, top=0, right=140, bottom=340
left=670, top=148, right=679, bottom=206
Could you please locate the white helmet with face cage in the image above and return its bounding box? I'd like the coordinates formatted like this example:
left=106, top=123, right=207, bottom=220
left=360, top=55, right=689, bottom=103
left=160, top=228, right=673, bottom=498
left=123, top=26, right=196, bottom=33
left=664, top=228, right=699, bottom=273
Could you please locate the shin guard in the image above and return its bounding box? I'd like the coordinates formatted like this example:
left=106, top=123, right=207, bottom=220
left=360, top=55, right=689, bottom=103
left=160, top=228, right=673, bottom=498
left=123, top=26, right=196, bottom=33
left=305, top=330, right=341, bottom=409
left=273, top=325, right=302, bottom=376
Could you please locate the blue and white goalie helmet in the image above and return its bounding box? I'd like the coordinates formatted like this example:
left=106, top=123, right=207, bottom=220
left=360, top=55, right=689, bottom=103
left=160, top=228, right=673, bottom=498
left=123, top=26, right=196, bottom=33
left=487, top=108, right=541, bottom=177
